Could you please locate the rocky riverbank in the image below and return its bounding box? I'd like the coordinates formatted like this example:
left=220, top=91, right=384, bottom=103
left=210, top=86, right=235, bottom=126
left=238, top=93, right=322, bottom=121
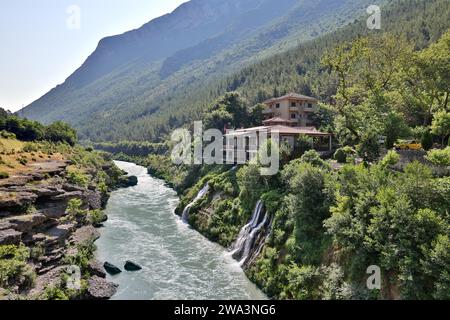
left=0, top=157, right=132, bottom=300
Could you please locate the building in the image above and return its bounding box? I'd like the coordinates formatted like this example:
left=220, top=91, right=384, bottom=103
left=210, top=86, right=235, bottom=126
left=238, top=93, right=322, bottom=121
left=224, top=93, right=333, bottom=163
left=262, top=93, right=318, bottom=127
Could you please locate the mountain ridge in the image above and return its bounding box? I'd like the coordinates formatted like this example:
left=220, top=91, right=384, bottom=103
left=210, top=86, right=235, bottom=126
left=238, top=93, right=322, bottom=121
left=19, top=0, right=384, bottom=141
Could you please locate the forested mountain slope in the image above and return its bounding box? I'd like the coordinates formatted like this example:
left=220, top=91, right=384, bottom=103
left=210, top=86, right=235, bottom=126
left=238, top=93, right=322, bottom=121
left=20, top=0, right=385, bottom=141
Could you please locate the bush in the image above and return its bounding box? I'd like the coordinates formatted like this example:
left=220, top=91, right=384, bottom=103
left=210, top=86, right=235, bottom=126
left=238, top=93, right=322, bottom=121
left=294, top=135, right=313, bottom=157
left=22, top=142, right=39, bottom=153
left=88, top=210, right=107, bottom=227
left=380, top=150, right=400, bottom=167
left=301, top=150, right=330, bottom=169
left=426, top=147, right=450, bottom=166
left=421, top=130, right=434, bottom=151
left=44, top=121, right=77, bottom=146
left=334, top=146, right=355, bottom=164
left=357, top=133, right=381, bottom=162
left=0, top=244, right=34, bottom=289
left=0, top=130, right=16, bottom=139
left=0, top=171, right=9, bottom=179
left=67, top=170, right=89, bottom=188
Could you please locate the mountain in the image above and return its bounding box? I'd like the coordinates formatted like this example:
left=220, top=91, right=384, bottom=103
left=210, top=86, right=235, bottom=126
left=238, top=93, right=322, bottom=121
left=19, top=0, right=386, bottom=142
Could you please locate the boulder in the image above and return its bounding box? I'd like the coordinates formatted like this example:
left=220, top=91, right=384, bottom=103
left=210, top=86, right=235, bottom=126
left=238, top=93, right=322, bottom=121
left=88, top=259, right=106, bottom=278
left=86, top=276, right=118, bottom=300
left=124, top=261, right=142, bottom=272
left=103, top=262, right=122, bottom=275
left=0, top=229, right=22, bottom=245
left=118, top=176, right=138, bottom=188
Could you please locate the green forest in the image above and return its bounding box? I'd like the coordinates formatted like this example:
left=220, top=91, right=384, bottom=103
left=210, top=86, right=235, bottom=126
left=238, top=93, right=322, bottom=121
left=113, top=1, right=450, bottom=299
left=4, top=0, right=449, bottom=300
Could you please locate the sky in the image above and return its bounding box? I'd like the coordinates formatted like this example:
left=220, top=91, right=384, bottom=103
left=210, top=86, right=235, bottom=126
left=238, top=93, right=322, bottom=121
left=0, top=0, right=188, bottom=112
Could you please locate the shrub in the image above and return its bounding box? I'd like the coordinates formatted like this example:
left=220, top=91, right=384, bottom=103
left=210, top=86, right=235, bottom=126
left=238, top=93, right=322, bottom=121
left=421, top=130, right=433, bottom=151
left=22, top=142, right=39, bottom=153
left=0, top=130, right=16, bottom=139
left=294, top=135, right=313, bottom=157
left=334, top=146, right=355, bottom=164
left=67, top=170, right=89, bottom=188
left=380, top=150, right=400, bottom=167
left=88, top=210, right=107, bottom=227
left=426, top=147, right=450, bottom=166
left=0, top=244, right=34, bottom=289
left=357, top=132, right=381, bottom=162
left=0, top=172, right=9, bottom=179
left=301, top=150, right=330, bottom=169
left=18, top=157, right=28, bottom=165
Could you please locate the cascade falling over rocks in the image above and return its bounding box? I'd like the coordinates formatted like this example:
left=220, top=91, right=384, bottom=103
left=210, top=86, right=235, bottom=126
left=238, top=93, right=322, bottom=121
left=182, top=184, right=210, bottom=223
left=231, top=200, right=271, bottom=266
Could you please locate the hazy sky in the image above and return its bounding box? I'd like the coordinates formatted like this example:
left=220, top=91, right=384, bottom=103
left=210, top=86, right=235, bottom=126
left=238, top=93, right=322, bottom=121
left=0, top=0, right=188, bottom=112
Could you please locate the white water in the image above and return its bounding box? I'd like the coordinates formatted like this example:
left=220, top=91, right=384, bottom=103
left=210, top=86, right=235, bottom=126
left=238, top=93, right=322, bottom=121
left=231, top=200, right=270, bottom=266
left=95, top=161, right=266, bottom=300
left=182, top=184, right=210, bottom=223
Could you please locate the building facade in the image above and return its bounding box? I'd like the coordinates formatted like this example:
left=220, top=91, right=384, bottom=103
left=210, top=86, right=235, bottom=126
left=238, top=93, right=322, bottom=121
left=262, top=93, right=318, bottom=127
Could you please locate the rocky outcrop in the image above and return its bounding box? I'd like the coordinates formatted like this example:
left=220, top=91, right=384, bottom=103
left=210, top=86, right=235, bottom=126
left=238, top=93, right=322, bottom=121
left=87, top=260, right=107, bottom=278
left=0, top=159, right=125, bottom=300
left=86, top=276, right=118, bottom=300
left=0, top=229, right=22, bottom=245
left=117, top=175, right=138, bottom=188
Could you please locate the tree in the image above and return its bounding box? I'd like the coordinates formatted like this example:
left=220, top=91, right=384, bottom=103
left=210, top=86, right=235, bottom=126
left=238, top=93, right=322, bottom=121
left=44, top=121, right=77, bottom=146
left=431, top=111, right=450, bottom=146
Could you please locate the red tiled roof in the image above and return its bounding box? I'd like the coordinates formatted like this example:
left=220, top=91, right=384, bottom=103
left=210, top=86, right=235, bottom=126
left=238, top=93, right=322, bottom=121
left=264, top=93, right=318, bottom=104
left=263, top=117, right=295, bottom=124
left=225, top=125, right=331, bottom=137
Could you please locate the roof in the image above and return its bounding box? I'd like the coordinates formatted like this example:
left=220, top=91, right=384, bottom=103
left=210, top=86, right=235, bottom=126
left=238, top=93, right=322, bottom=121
left=263, top=117, right=296, bottom=124
left=263, top=93, right=318, bottom=104
left=225, top=125, right=332, bottom=137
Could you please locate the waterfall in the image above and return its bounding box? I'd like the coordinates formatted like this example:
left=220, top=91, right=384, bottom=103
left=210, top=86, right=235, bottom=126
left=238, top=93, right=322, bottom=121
left=231, top=200, right=271, bottom=266
left=181, top=184, right=210, bottom=223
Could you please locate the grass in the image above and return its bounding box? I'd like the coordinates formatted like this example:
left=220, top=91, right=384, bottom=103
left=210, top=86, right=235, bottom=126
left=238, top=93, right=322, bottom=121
left=0, top=138, right=66, bottom=178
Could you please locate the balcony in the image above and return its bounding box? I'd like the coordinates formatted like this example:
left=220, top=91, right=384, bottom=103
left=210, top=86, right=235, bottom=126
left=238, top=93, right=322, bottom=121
left=262, top=109, right=274, bottom=115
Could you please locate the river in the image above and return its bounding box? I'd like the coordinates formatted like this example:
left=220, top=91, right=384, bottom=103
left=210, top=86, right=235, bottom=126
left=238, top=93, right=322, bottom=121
left=95, top=161, right=266, bottom=300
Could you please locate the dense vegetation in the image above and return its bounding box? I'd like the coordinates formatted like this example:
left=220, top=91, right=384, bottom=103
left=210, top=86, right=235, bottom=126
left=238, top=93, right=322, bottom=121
left=133, top=17, right=449, bottom=299
left=8, top=0, right=449, bottom=300
left=20, top=0, right=388, bottom=142
left=1, top=108, right=77, bottom=146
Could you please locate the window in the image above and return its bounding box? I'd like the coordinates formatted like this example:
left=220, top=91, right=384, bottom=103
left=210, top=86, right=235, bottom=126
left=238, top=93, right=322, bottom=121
left=276, top=103, right=280, bottom=109
left=291, top=102, right=296, bottom=107
left=308, top=103, right=313, bottom=109
left=290, top=113, right=296, bottom=119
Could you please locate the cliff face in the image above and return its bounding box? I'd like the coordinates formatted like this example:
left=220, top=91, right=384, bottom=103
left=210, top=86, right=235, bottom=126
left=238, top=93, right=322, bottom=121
left=0, top=154, right=124, bottom=299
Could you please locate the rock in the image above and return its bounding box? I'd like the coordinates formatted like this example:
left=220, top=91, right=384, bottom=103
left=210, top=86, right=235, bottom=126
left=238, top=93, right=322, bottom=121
left=118, top=176, right=138, bottom=188
left=86, top=276, right=118, bottom=300
left=85, top=190, right=102, bottom=210
left=88, top=260, right=106, bottom=278
left=0, top=229, right=22, bottom=245
left=70, top=226, right=100, bottom=245
left=0, top=191, right=38, bottom=210
left=124, top=261, right=142, bottom=271
left=103, top=262, right=122, bottom=275
left=50, top=191, right=84, bottom=202
left=7, top=213, right=48, bottom=233
left=62, top=184, right=85, bottom=192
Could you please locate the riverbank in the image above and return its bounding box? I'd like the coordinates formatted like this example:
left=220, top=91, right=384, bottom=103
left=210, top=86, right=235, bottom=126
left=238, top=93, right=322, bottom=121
left=0, top=140, right=128, bottom=300
left=95, top=162, right=266, bottom=300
